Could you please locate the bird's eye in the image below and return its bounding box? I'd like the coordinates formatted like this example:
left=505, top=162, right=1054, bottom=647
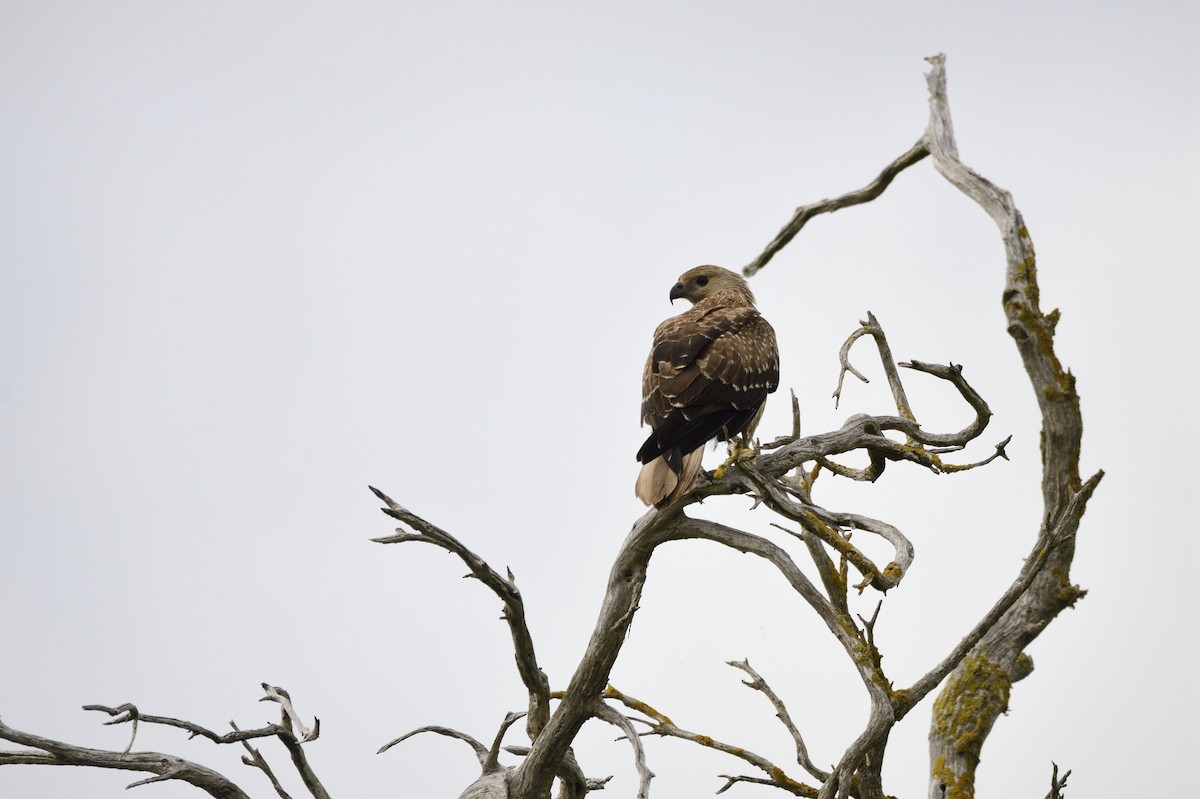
left=696, top=276, right=709, bottom=287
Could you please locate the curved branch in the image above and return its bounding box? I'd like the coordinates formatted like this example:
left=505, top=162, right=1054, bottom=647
left=747, top=352, right=996, bottom=482
left=591, top=702, right=654, bottom=799
left=745, top=140, right=930, bottom=276
left=834, top=312, right=917, bottom=422
left=378, top=725, right=491, bottom=766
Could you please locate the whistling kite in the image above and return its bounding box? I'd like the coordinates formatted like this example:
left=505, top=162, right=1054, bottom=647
left=636, top=265, right=780, bottom=507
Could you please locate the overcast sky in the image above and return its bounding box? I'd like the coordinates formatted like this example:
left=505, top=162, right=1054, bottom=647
left=2, top=2, right=1196, bottom=798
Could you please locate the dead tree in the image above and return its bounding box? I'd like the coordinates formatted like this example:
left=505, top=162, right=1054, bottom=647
left=0, top=55, right=1098, bottom=799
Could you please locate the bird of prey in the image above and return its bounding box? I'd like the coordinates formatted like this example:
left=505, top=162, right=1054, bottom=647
left=636, top=265, right=780, bottom=507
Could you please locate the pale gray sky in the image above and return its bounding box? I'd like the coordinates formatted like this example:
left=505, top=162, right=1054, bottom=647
left=1, top=2, right=1196, bottom=798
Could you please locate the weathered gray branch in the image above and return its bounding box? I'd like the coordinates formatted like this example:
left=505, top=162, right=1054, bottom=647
left=2, top=688, right=328, bottom=799
left=83, top=702, right=286, bottom=747
left=739, top=50, right=1101, bottom=799
left=741, top=465, right=913, bottom=593
left=591, top=702, right=653, bottom=799
left=603, top=686, right=816, bottom=798
left=728, top=659, right=830, bottom=782
left=233, top=721, right=296, bottom=799
left=745, top=140, right=930, bottom=276
left=1043, top=762, right=1071, bottom=799
left=506, top=509, right=684, bottom=798
left=371, top=486, right=552, bottom=745
left=378, top=725, right=491, bottom=765
left=919, top=52, right=1102, bottom=799
left=0, top=716, right=252, bottom=799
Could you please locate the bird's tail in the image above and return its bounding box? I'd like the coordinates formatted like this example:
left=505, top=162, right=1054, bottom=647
left=635, top=447, right=704, bottom=508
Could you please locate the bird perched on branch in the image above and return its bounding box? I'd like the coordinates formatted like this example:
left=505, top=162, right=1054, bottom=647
left=636, top=265, right=780, bottom=507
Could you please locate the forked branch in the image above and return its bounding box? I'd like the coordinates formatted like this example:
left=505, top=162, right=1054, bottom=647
left=0, top=687, right=328, bottom=799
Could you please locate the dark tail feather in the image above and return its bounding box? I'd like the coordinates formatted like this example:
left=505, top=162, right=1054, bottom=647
left=637, top=407, right=759, bottom=465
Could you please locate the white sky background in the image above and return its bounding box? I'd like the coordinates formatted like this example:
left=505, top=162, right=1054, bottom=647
left=1, top=1, right=1196, bottom=797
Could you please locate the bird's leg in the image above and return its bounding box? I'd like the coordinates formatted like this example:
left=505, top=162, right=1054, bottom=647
left=712, top=434, right=760, bottom=479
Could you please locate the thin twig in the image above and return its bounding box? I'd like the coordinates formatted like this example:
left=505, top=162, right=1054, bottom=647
left=717, top=774, right=782, bottom=794
left=727, top=660, right=830, bottom=782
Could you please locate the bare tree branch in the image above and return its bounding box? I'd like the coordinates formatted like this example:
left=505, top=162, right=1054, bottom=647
left=259, top=685, right=319, bottom=744
left=736, top=50, right=1101, bottom=799
left=717, top=773, right=788, bottom=794
left=486, top=712, right=526, bottom=774
left=742, top=466, right=912, bottom=593
left=592, top=702, right=654, bottom=799
left=1044, top=761, right=1071, bottom=799
left=378, top=724, right=492, bottom=765
left=727, top=660, right=830, bottom=782
left=84, top=703, right=285, bottom=747
left=745, top=140, right=931, bottom=276
left=273, top=728, right=330, bottom=799
left=232, top=721, right=295, bottom=799
left=900, top=471, right=1101, bottom=715
left=833, top=313, right=917, bottom=425
left=506, top=508, right=685, bottom=799
left=917, top=52, right=1103, bottom=799
left=371, top=486, right=552, bottom=742
left=603, top=686, right=817, bottom=798
left=0, top=716, right=252, bottom=799
left=78, top=690, right=329, bottom=799
left=772, top=521, right=847, bottom=611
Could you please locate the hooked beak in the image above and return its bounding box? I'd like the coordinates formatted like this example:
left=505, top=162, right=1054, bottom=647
left=669, top=282, right=685, bottom=304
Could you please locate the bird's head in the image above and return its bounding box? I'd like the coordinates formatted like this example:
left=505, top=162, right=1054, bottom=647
left=669, top=265, right=755, bottom=306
